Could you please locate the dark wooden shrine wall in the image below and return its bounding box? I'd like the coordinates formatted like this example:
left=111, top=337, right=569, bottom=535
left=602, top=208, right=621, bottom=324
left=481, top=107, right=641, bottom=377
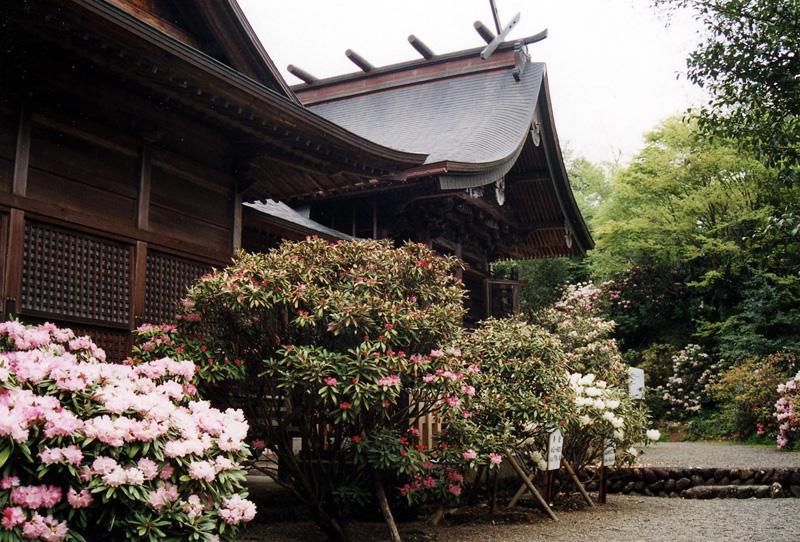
left=0, top=98, right=236, bottom=360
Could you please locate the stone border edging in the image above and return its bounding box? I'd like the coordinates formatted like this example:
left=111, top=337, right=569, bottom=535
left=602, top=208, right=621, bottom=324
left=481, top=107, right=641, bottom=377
left=581, top=467, right=800, bottom=498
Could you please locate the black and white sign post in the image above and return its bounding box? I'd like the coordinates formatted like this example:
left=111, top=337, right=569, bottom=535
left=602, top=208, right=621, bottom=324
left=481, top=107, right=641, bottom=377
left=545, top=429, right=563, bottom=502
left=628, top=367, right=645, bottom=400
left=599, top=439, right=615, bottom=504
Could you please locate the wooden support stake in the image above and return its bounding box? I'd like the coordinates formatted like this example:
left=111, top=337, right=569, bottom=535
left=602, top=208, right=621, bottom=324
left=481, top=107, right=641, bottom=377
left=599, top=465, right=607, bottom=504
left=505, top=450, right=558, bottom=521
left=562, top=458, right=594, bottom=508
left=429, top=506, right=445, bottom=526
left=507, top=481, right=527, bottom=509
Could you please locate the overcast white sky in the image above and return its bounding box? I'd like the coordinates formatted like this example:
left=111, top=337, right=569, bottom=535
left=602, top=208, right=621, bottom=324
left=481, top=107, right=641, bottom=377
left=239, top=0, right=706, bottom=165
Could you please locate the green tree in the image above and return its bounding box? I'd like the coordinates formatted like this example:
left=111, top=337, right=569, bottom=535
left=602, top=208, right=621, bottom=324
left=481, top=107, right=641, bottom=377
left=654, top=0, right=800, bottom=181
left=589, top=117, right=800, bottom=360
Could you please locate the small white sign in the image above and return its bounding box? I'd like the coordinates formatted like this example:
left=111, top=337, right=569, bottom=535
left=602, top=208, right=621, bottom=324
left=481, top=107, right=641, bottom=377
left=602, top=440, right=616, bottom=466
left=628, top=367, right=645, bottom=399
left=547, top=429, right=563, bottom=471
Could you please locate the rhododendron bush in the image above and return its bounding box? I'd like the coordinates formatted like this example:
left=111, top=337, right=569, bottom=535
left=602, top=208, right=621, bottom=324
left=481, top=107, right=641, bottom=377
left=0, top=322, right=254, bottom=542
left=565, top=372, right=655, bottom=470
left=775, top=370, right=800, bottom=449
left=436, top=318, right=573, bottom=471
left=656, top=344, right=723, bottom=420
left=180, top=238, right=466, bottom=542
left=537, top=282, right=627, bottom=386
left=538, top=284, right=654, bottom=470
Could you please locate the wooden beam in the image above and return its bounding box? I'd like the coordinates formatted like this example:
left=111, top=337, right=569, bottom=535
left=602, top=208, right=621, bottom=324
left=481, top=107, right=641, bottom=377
left=473, top=21, right=496, bottom=44
left=136, top=144, right=151, bottom=230
left=287, top=64, right=318, bottom=84
left=345, top=49, right=374, bottom=72
left=12, top=104, right=31, bottom=197
left=408, top=35, right=435, bottom=60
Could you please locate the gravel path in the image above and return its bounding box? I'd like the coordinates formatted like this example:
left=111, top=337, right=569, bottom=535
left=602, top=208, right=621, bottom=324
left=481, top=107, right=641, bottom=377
left=240, top=495, right=800, bottom=541
left=241, top=442, right=800, bottom=541
left=637, top=442, right=800, bottom=469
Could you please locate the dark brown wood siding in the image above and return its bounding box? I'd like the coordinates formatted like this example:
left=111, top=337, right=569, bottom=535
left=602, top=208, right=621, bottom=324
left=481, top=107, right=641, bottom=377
left=0, top=101, right=236, bottom=360
left=27, top=124, right=139, bottom=227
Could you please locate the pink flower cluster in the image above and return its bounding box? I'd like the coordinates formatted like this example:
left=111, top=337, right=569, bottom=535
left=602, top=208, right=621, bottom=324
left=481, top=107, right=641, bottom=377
left=20, top=513, right=67, bottom=541
left=775, top=371, right=800, bottom=448
left=378, top=375, right=401, bottom=387
left=39, top=445, right=83, bottom=466
left=219, top=494, right=257, bottom=525
left=10, top=485, right=62, bottom=509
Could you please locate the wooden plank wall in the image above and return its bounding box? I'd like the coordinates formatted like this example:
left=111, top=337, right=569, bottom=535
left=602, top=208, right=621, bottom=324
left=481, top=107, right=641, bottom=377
left=0, top=99, right=239, bottom=359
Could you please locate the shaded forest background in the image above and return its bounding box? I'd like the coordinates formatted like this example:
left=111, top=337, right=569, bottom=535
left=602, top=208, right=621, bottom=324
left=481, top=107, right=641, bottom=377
left=495, top=0, right=800, bottom=443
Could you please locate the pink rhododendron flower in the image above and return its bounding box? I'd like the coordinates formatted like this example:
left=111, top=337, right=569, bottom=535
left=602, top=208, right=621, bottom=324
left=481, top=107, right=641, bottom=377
left=10, top=485, right=62, bottom=509
left=2, top=507, right=25, bottom=530
left=378, top=375, right=401, bottom=387
left=137, top=458, right=159, bottom=481
left=188, top=461, right=216, bottom=482
left=448, top=484, right=462, bottom=496
left=462, top=449, right=477, bottom=461
left=66, top=488, right=92, bottom=509
left=1, top=477, right=20, bottom=490
left=159, top=464, right=175, bottom=480
left=323, top=377, right=337, bottom=386
left=489, top=453, right=503, bottom=465
left=219, top=495, right=257, bottom=525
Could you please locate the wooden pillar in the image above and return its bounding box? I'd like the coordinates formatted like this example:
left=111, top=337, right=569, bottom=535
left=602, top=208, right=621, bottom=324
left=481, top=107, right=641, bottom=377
left=454, top=242, right=463, bottom=281
left=4, top=105, right=31, bottom=318
left=232, top=191, right=243, bottom=251
left=512, top=284, right=521, bottom=314
left=136, top=144, right=151, bottom=230
left=371, top=201, right=378, bottom=239
left=132, top=241, right=147, bottom=327
left=12, top=105, right=30, bottom=197
left=483, top=279, right=492, bottom=319
left=4, top=211, right=24, bottom=318
left=133, top=145, right=151, bottom=327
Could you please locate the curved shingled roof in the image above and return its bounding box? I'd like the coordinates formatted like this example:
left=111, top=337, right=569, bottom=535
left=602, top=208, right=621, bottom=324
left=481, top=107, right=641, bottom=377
left=307, top=63, right=544, bottom=167
left=294, top=45, right=594, bottom=257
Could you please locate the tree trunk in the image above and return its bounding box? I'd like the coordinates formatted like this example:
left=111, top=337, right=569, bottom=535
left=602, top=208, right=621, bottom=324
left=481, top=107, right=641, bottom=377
left=374, top=471, right=402, bottom=542
left=308, top=501, right=349, bottom=542
left=489, top=469, right=499, bottom=515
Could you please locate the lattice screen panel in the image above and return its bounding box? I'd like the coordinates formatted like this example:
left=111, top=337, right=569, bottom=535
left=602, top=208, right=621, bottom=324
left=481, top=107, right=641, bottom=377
left=144, top=251, right=211, bottom=324
left=21, top=221, right=132, bottom=325
left=24, top=317, right=132, bottom=363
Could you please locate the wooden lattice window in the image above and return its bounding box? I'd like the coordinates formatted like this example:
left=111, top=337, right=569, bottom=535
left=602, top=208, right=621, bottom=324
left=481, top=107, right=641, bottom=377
left=21, top=221, right=132, bottom=326
left=69, top=324, right=131, bottom=362
left=144, top=251, right=211, bottom=324
left=25, top=317, right=132, bottom=363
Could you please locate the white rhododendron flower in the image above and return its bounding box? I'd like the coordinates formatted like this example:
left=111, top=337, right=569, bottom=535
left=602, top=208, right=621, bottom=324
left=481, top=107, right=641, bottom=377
left=646, top=429, right=661, bottom=441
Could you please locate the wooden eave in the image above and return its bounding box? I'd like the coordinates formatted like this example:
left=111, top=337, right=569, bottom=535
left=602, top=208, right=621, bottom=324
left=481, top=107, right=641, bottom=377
left=20, top=0, right=427, bottom=201
left=191, top=0, right=301, bottom=103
